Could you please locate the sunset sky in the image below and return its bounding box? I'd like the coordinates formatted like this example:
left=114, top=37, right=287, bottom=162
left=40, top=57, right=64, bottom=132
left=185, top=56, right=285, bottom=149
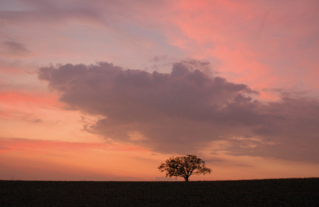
left=1, top=0, right=319, bottom=181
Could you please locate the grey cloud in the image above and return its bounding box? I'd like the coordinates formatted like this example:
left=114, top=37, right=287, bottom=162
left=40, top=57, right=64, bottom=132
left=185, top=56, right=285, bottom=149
left=0, top=0, right=116, bottom=31
left=34, top=119, right=42, bottom=123
left=149, top=55, right=175, bottom=63
left=0, top=41, right=30, bottom=57
left=0, top=0, right=165, bottom=27
left=150, top=55, right=166, bottom=62
left=0, top=7, right=104, bottom=26
left=38, top=61, right=319, bottom=162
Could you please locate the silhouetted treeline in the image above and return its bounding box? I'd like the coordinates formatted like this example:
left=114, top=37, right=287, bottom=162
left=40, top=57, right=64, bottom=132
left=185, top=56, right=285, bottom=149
left=0, top=178, right=318, bottom=206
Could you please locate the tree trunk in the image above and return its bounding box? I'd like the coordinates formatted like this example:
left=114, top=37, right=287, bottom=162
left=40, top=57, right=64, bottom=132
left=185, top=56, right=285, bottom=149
left=184, top=176, right=189, bottom=182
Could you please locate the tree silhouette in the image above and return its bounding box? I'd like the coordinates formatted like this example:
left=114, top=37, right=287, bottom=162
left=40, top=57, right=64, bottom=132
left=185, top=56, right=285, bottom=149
left=158, top=154, right=211, bottom=182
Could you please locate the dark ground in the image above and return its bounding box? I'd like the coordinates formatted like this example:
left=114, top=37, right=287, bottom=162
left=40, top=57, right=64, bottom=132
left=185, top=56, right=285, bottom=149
left=0, top=178, right=318, bottom=207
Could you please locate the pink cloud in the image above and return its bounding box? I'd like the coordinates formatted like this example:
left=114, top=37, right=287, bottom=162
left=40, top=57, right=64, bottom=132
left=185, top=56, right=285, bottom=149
left=0, top=92, right=61, bottom=106
left=162, top=0, right=319, bottom=92
left=0, top=137, right=148, bottom=154
left=0, top=92, right=63, bottom=121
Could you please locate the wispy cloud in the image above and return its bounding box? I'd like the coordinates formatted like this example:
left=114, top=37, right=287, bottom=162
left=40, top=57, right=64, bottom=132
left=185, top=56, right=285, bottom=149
left=0, top=137, right=148, bottom=153
left=0, top=41, right=31, bottom=57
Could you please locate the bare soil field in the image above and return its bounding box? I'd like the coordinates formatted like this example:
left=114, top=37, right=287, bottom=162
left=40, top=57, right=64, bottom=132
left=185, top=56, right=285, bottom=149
left=1, top=178, right=318, bottom=206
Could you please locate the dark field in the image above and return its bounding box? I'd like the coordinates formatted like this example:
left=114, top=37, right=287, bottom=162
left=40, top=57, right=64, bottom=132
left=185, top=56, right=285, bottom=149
left=1, top=178, right=319, bottom=207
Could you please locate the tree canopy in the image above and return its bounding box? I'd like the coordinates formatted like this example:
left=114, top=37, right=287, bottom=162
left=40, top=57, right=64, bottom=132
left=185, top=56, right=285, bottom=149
left=158, top=154, right=211, bottom=182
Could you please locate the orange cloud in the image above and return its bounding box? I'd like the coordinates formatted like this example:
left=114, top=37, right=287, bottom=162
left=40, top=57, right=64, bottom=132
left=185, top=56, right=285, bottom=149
left=0, top=92, right=64, bottom=122
left=0, top=138, right=149, bottom=154
left=0, top=92, right=61, bottom=106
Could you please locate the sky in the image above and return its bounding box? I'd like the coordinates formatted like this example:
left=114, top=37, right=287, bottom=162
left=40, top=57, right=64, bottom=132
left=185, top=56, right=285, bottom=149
left=1, top=0, right=319, bottom=181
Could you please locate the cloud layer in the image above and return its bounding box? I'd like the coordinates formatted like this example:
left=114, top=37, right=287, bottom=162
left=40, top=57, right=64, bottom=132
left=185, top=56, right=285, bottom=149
left=38, top=61, right=319, bottom=162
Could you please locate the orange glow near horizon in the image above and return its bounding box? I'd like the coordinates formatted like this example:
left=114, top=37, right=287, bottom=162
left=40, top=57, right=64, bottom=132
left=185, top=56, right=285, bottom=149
left=0, top=137, right=156, bottom=181
left=1, top=137, right=319, bottom=181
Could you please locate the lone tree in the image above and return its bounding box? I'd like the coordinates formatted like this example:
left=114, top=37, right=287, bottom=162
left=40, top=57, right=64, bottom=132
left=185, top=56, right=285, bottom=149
left=158, top=154, right=211, bottom=182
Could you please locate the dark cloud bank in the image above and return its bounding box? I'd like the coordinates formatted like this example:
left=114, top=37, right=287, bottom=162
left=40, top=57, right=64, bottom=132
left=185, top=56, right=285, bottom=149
left=38, top=61, right=319, bottom=162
